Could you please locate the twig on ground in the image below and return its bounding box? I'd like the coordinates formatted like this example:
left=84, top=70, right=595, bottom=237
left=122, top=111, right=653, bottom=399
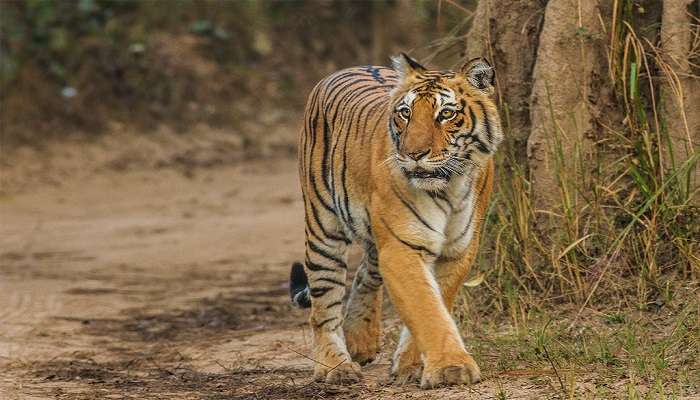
left=287, top=347, right=337, bottom=371
left=541, top=343, right=566, bottom=396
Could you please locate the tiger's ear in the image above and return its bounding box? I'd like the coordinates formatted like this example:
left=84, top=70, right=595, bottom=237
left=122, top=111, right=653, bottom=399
left=461, top=58, right=495, bottom=92
left=391, top=52, right=426, bottom=79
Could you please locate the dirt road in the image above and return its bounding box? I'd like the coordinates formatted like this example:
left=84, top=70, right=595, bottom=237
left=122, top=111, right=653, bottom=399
left=1, top=151, right=547, bottom=399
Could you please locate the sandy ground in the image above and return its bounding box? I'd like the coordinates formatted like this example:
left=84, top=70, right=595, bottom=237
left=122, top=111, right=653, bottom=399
left=1, top=141, right=558, bottom=399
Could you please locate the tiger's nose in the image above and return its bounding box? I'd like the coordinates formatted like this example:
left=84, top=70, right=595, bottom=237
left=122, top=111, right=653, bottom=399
left=406, top=149, right=430, bottom=161
left=407, top=149, right=430, bottom=161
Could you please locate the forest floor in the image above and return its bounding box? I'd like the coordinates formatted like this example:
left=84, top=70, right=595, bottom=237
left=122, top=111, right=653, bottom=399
left=1, top=131, right=698, bottom=399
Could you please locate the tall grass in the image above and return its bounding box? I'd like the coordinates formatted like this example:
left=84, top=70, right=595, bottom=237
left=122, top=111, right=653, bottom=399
left=473, top=0, right=699, bottom=321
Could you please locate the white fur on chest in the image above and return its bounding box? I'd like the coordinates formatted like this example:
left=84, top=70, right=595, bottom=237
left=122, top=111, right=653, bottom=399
left=441, top=186, right=477, bottom=258
left=413, top=169, right=479, bottom=258
left=350, top=168, right=481, bottom=258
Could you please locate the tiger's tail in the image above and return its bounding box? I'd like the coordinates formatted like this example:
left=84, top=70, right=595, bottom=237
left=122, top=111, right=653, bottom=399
left=289, top=262, right=311, bottom=308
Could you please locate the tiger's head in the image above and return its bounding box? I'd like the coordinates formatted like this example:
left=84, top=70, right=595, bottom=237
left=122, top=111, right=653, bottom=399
left=388, top=53, right=503, bottom=191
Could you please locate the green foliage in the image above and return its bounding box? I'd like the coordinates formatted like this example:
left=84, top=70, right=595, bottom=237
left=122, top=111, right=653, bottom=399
left=1, top=0, right=135, bottom=84
left=459, top=301, right=699, bottom=398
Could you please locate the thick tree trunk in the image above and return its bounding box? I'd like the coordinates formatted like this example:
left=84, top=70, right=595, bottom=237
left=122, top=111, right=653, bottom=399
left=660, top=0, right=700, bottom=204
left=465, top=0, right=698, bottom=226
left=526, top=0, right=605, bottom=225
left=464, top=0, right=544, bottom=167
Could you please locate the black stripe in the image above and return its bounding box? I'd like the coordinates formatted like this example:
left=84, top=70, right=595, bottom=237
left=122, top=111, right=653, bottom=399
left=475, top=100, right=494, bottom=145
left=368, top=271, right=383, bottom=280
left=308, top=240, right=347, bottom=268
left=359, top=95, right=387, bottom=144
left=360, top=281, right=382, bottom=291
left=325, top=78, right=385, bottom=118
left=430, top=195, right=449, bottom=215
left=327, top=105, right=345, bottom=228
left=305, top=221, right=333, bottom=249
left=453, top=106, right=477, bottom=143
left=306, top=102, right=335, bottom=214
left=447, top=170, right=490, bottom=246
left=447, top=208, right=476, bottom=246
left=364, top=207, right=374, bottom=238
left=322, top=72, right=365, bottom=105
left=300, top=83, right=323, bottom=176
left=468, top=106, right=477, bottom=134
left=326, top=301, right=343, bottom=309
left=380, top=217, right=438, bottom=258
left=327, top=85, right=385, bottom=236
left=389, top=118, right=401, bottom=150
left=337, top=86, right=391, bottom=237
left=338, top=93, right=369, bottom=236
left=391, top=183, right=439, bottom=233
left=323, top=73, right=371, bottom=103
left=315, top=317, right=337, bottom=328
left=310, top=286, right=335, bottom=297
left=323, top=71, right=360, bottom=91
left=435, top=191, right=454, bottom=211
left=305, top=257, right=337, bottom=272
left=320, top=119, right=332, bottom=193
left=307, top=221, right=348, bottom=249
left=304, top=86, right=335, bottom=212
left=475, top=140, right=490, bottom=154
left=358, top=99, right=384, bottom=145
left=309, top=201, right=349, bottom=244
left=334, top=83, right=393, bottom=125
left=309, top=169, right=335, bottom=213
left=314, top=277, right=346, bottom=286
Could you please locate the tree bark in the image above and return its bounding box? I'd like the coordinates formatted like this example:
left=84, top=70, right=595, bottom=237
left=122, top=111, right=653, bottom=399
left=660, top=0, right=700, bottom=204
left=463, top=0, right=544, bottom=167
left=526, top=0, right=605, bottom=224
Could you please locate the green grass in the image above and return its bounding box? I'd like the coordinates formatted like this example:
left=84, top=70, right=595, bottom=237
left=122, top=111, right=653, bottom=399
left=456, top=294, right=699, bottom=398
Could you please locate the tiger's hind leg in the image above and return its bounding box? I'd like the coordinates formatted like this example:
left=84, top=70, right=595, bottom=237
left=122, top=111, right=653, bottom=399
left=304, top=233, right=361, bottom=384
left=344, top=244, right=383, bottom=365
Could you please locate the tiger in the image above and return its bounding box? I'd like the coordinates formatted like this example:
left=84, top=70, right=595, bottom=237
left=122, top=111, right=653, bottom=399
left=288, top=53, right=502, bottom=389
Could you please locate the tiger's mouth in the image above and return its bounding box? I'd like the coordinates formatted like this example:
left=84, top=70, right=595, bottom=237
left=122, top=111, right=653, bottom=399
left=403, top=167, right=451, bottom=180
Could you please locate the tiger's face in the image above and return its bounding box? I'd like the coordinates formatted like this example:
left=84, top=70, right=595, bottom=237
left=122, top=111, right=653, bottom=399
left=388, top=54, right=502, bottom=191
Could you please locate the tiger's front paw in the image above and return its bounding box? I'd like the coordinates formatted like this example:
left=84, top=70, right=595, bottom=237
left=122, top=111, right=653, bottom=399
left=420, top=354, right=481, bottom=389
left=313, top=360, right=362, bottom=385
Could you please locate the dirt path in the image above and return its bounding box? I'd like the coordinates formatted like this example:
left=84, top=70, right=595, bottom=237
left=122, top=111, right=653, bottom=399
left=1, top=156, right=548, bottom=399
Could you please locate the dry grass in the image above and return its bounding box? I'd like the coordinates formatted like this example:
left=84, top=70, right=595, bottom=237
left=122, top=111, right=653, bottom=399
left=455, top=1, right=699, bottom=398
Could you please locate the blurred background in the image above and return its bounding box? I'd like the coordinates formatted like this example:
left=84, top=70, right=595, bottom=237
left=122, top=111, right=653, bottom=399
left=1, top=1, right=699, bottom=399
left=0, top=0, right=472, bottom=147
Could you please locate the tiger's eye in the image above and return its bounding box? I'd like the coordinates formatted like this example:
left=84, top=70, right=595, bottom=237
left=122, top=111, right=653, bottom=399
left=399, top=108, right=411, bottom=119
left=440, top=109, right=455, bottom=120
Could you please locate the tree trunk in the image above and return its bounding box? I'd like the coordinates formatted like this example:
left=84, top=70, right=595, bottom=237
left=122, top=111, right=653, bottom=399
left=464, top=0, right=544, bottom=167
left=526, top=0, right=606, bottom=225
left=464, top=0, right=699, bottom=236
left=660, top=0, right=700, bottom=204
left=462, top=0, right=700, bottom=295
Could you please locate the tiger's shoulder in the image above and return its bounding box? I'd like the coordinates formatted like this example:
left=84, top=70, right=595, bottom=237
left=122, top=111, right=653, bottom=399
left=313, top=65, right=399, bottom=96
